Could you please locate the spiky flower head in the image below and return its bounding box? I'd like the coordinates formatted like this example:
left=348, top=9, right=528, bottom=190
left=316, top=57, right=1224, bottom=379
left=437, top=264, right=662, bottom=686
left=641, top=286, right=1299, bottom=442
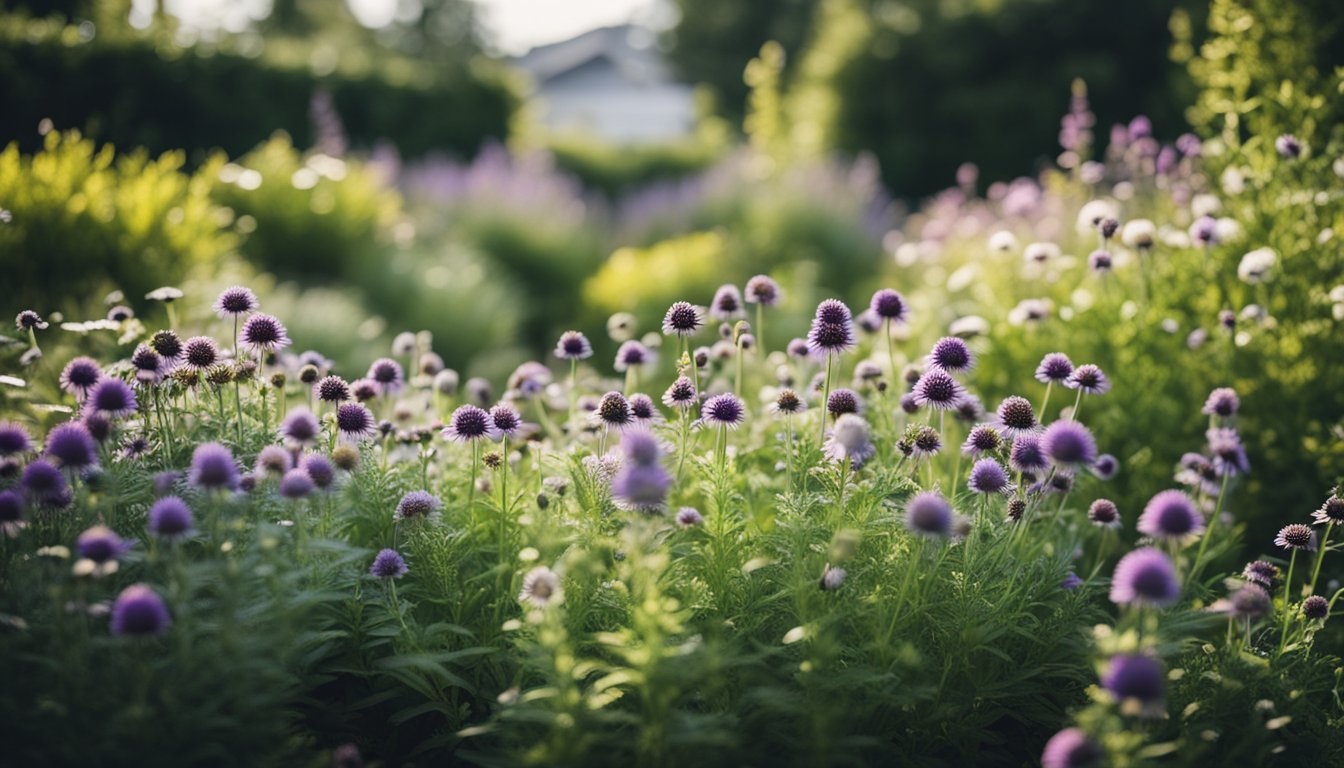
left=366, top=358, right=405, bottom=394
left=445, top=404, right=498, bottom=442
left=0, top=422, right=33, bottom=456
left=1275, top=523, right=1316, bottom=551
left=676, top=507, right=703, bottom=528
left=826, top=388, right=863, bottom=418
left=189, top=442, right=239, bottom=490
left=1110, top=547, right=1179, bottom=607
left=1242, top=560, right=1279, bottom=587
left=519, top=566, right=563, bottom=608
left=1137, top=490, right=1204, bottom=542
left=1008, top=435, right=1047, bottom=473
left=786, top=338, right=811, bottom=358
left=769, top=389, right=806, bottom=415
left=662, top=301, right=705, bottom=337
left=912, top=369, right=966, bottom=410
left=489, top=404, right=523, bottom=437
left=110, top=584, right=171, bottom=636
left=1041, top=421, right=1097, bottom=469
left=612, top=432, right=671, bottom=512
left=336, top=403, right=377, bottom=441
left=1215, top=583, right=1272, bottom=622
left=869, top=289, right=908, bottom=322
left=1040, top=728, right=1102, bottom=768
left=60, top=357, right=103, bottom=399
left=78, top=524, right=128, bottom=564
left=148, top=496, right=194, bottom=540
left=744, top=275, right=781, bottom=306
left=995, top=396, right=1039, bottom=437
left=213, top=285, right=259, bottom=317
left=1092, top=454, right=1119, bottom=481
left=662, top=376, right=697, bottom=410
left=1006, top=498, right=1027, bottom=522
left=1102, top=654, right=1166, bottom=714
left=279, top=408, right=320, bottom=446
left=1312, top=496, right=1344, bottom=526
left=130, top=344, right=166, bottom=386
left=709, top=284, right=745, bottom=320
left=279, top=469, right=314, bottom=499
left=905, top=491, right=954, bottom=538
left=614, top=340, right=655, bottom=372
left=302, top=454, right=335, bottom=489
left=315, top=375, right=350, bottom=403
left=15, top=310, right=47, bottom=330
left=150, top=330, right=183, bottom=361
left=254, top=445, right=293, bottom=477
left=1066, top=364, right=1110, bottom=394
left=824, top=414, right=876, bottom=470
left=1202, top=387, right=1239, bottom=418
left=961, top=425, right=1003, bottom=455
left=1088, top=499, right=1121, bottom=528
left=555, top=330, right=594, bottom=360
left=908, top=425, right=942, bottom=458
left=395, top=490, right=442, bottom=522
left=807, top=299, right=856, bottom=356
left=968, top=458, right=1011, bottom=495
left=1034, top=353, right=1074, bottom=384
left=1303, top=595, right=1329, bottom=621
left=45, top=422, right=98, bottom=469
left=239, top=313, right=291, bottom=356
left=702, top=393, right=746, bottom=429
left=927, top=336, right=973, bottom=373
left=1205, top=427, right=1249, bottom=477
left=370, top=549, right=408, bottom=579
left=1088, top=250, right=1113, bottom=272
left=181, top=336, right=220, bottom=371
left=592, top=392, right=634, bottom=431
left=87, top=378, right=138, bottom=419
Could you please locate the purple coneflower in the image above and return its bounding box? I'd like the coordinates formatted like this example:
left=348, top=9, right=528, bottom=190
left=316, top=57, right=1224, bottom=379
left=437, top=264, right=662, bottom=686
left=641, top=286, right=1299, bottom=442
left=239, top=313, right=290, bottom=356
left=59, top=357, right=103, bottom=400
left=1275, top=523, right=1316, bottom=551
left=214, top=285, right=259, bottom=317
left=366, top=358, right=404, bottom=395
left=554, top=330, right=593, bottom=360
left=995, top=396, right=1039, bottom=437
left=110, top=584, right=171, bottom=636
left=181, top=336, right=220, bottom=371
left=676, top=507, right=703, bottom=528
left=744, top=275, right=781, bottom=306
left=1041, top=421, right=1097, bottom=469
left=336, top=403, right=377, bottom=441
left=45, top=422, right=98, bottom=469
left=961, top=425, right=1002, bottom=455
left=1109, top=547, right=1180, bottom=607
left=86, top=378, right=138, bottom=419
left=519, top=566, right=563, bottom=608
left=190, top=442, right=240, bottom=490
left=1040, top=728, right=1102, bottom=768
left=1088, top=499, right=1121, bottom=528
left=662, top=376, right=697, bottom=410
left=869, top=289, right=908, bottom=323
left=912, top=369, right=966, bottom=411
left=1137, top=490, right=1204, bottom=542
left=371, top=548, right=408, bottom=578
left=1102, top=654, right=1165, bottom=714
left=1066, top=364, right=1110, bottom=394
left=148, top=496, right=194, bottom=540
left=927, top=336, right=973, bottom=373
left=701, top=393, right=746, bottom=429
left=395, top=490, right=442, bottom=522
left=710, top=284, right=745, bottom=320
left=905, top=491, right=954, bottom=538
left=1034, top=353, right=1074, bottom=384
left=444, top=404, right=497, bottom=442
left=968, top=458, right=1010, bottom=494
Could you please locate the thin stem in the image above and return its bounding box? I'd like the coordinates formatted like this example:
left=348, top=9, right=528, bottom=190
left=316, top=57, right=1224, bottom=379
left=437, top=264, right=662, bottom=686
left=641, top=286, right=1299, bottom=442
left=885, top=318, right=897, bottom=386
left=818, top=354, right=834, bottom=445
left=1069, top=388, right=1084, bottom=421
left=568, top=359, right=578, bottom=430
left=1307, top=522, right=1333, bottom=597
left=1189, top=472, right=1231, bottom=586
left=468, top=440, right=480, bottom=515
left=1038, top=381, right=1053, bottom=421
left=1279, top=548, right=1299, bottom=655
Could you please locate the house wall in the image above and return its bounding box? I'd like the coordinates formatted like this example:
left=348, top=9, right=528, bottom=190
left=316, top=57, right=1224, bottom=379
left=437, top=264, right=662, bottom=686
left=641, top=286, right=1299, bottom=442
left=536, top=62, right=696, bottom=144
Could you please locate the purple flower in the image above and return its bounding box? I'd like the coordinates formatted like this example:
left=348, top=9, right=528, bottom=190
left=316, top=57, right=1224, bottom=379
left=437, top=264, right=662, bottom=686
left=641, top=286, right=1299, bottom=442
left=1303, top=595, right=1329, bottom=621
left=315, top=375, right=351, bottom=404
left=927, top=337, right=972, bottom=373
left=1274, top=134, right=1302, bottom=159
left=491, top=404, right=523, bottom=437
left=59, top=356, right=103, bottom=400
left=1101, top=654, right=1165, bottom=713
left=1137, top=490, right=1204, bottom=542
left=444, top=404, right=497, bottom=442
left=1062, top=572, right=1083, bottom=590
left=336, top=403, right=377, bottom=441
left=366, top=358, right=405, bottom=395
left=662, top=376, right=697, bottom=410
left=279, top=468, right=314, bottom=499
left=189, top=442, right=240, bottom=491
left=592, top=392, right=634, bottom=431
left=701, top=393, right=746, bottom=429
left=0, top=421, right=33, bottom=456
left=995, top=396, right=1039, bottom=437
left=1242, top=560, right=1279, bottom=587
left=676, top=507, right=703, bottom=527
left=1092, top=454, right=1119, bottom=480
left=614, top=340, right=655, bottom=372
left=1214, top=583, right=1272, bottom=621
left=1205, top=427, right=1249, bottom=477
left=1041, top=728, right=1102, bottom=768
left=1009, top=435, right=1048, bottom=474
left=1088, top=499, right=1121, bottom=528
left=15, top=310, right=47, bottom=330
left=1066, top=364, right=1110, bottom=395
left=150, top=330, right=184, bottom=362
left=45, top=422, right=98, bottom=469
left=628, top=394, right=660, bottom=423
left=662, top=301, right=705, bottom=336
left=1041, top=421, right=1097, bottom=469
left=612, top=453, right=671, bottom=513
left=0, top=489, right=25, bottom=534
left=824, top=414, right=876, bottom=469
left=508, top=363, right=552, bottom=400
left=826, top=388, right=863, bottom=418
left=1088, top=250, right=1113, bottom=272
left=1110, top=547, right=1180, bottom=607
left=905, top=491, right=954, bottom=537
left=21, top=460, right=69, bottom=506
left=967, top=458, right=1010, bottom=494
left=370, top=548, right=408, bottom=579
left=786, top=338, right=811, bottom=358
left=555, top=330, right=594, bottom=360
left=807, top=299, right=856, bottom=356
left=744, top=275, right=781, bottom=306
left=78, top=524, right=128, bottom=563
left=86, top=378, right=138, bottom=419
left=255, top=445, right=293, bottom=477
left=214, top=285, right=259, bottom=317
left=869, top=289, right=908, bottom=323
left=130, top=344, right=166, bottom=385
left=709, top=284, right=745, bottom=321
left=1202, top=387, right=1239, bottom=418
left=280, top=408, right=320, bottom=446
left=1034, top=353, right=1074, bottom=384
left=148, top=496, right=194, bottom=540
left=181, top=336, right=220, bottom=371
left=1313, top=496, right=1344, bottom=526
left=239, top=313, right=291, bottom=356
left=302, top=454, right=336, bottom=489
left=769, top=389, right=806, bottom=416
left=1275, top=523, right=1316, bottom=551
left=961, top=425, right=1003, bottom=455
left=912, top=369, right=966, bottom=410
left=395, top=490, right=442, bottom=522
left=110, top=584, right=171, bottom=636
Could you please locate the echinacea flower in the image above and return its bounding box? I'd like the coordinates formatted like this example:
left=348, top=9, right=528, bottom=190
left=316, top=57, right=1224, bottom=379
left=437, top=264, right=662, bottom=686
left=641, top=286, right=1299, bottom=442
left=370, top=548, right=408, bottom=579
left=709, top=284, right=745, bottom=320
left=190, top=442, right=240, bottom=490
left=110, top=584, right=171, bottom=636
left=395, top=490, right=442, bottom=522
left=519, top=566, right=563, bottom=608
left=701, top=393, right=746, bottom=429
left=1109, top=547, right=1179, bottom=607
left=926, top=336, right=972, bottom=373
left=1066, top=364, right=1110, bottom=395
left=181, top=336, right=221, bottom=371
left=1137, top=490, right=1204, bottom=542
left=1101, top=653, right=1165, bottom=714
left=995, top=396, right=1039, bottom=437
left=86, top=378, right=137, bottom=419
left=59, top=357, right=103, bottom=400
left=214, top=285, right=259, bottom=317
left=554, top=330, right=594, bottom=360
left=967, top=458, right=1010, bottom=494
left=1035, top=353, right=1074, bottom=384
left=1088, top=499, right=1121, bottom=528
left=1041, top=421, right=1097, bottom=469
left=1040, top=728, right=1102, bottom=768
left=45, top=422, right=98, bottom=469
left=444, top=404, right=497, bottom=442
left=912, top=369, right=966, bottom=411
left=1275, top=523, right=1316, bottom=551
left=662, top=376, right=697, bottom=410
left=336, top=403, right=377, bottom=441
left=148, top=496, right=194, bottom=540
left=239, top=313, right=291, bottom=356
left=744, top=275, right=781, bottom=306
left=824, top=414, right=875, bottom=469
left=905, top=491, right=954, bottom=538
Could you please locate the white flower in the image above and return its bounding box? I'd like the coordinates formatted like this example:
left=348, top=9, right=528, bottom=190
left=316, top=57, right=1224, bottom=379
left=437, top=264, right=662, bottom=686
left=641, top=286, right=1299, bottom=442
left=1077, top=200, right=1119, bottom=235
left=1024, top=242, right=1061, bottom=264
left=1191, top=194, right=1222, bottom=218
left=1214, top=217, right=1243, bottom=244
left=988, top=230, right=1018, bottom=252
left=1237, top=247, right=1277, bottom=284
left=519, top=566, right=563, bottom=608
left=1120, top=219, right=1156, bottom=249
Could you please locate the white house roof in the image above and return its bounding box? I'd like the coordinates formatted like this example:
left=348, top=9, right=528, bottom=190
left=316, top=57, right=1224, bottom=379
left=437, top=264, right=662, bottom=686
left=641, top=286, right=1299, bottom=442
left=515, top=25, right=674, bottom=87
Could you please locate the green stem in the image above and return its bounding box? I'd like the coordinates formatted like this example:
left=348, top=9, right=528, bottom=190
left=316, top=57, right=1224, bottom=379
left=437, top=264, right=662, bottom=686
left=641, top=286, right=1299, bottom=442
left=1069, top=388, right=1084, bottom=421
left=1189, top=473, right=1231, bottom=586
left=756, top=303, right=765, bottom=356
left=1279, top=548, right=1299, bottom=655
left=818, top=354, right=834, bottom=445
left=1307, top=522, right=1333, bottom=597
left=1038, top=381, right=1053, bottom=421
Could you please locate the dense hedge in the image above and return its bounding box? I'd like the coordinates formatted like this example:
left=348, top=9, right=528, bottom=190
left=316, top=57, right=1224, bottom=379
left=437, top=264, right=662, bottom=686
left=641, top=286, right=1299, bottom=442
left=0, top=24, right=519, bottom=164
